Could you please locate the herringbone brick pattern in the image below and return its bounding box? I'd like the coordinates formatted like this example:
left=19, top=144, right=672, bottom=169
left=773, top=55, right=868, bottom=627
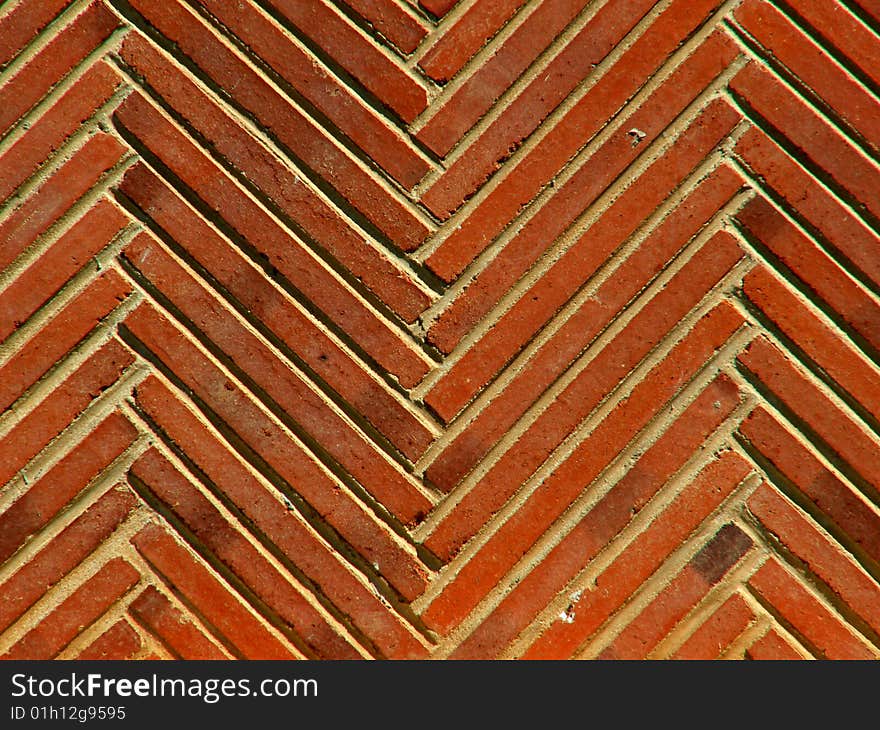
left=1, top=0, right=878, bottom=660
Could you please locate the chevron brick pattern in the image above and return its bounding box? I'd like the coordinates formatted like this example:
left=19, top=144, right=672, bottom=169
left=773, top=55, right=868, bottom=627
left=1, top=0, right=879, bottom=660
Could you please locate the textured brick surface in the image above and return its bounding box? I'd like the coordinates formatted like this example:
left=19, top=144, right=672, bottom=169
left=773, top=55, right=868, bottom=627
left=1, top=0, right=879, bottom=660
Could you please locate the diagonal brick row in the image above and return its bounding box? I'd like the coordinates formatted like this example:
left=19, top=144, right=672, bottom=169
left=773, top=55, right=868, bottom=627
left=1, top=0, right=879, bottom=660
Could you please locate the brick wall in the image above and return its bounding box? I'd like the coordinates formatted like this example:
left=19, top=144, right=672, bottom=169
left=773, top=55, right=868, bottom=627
left=1, top=0, right=879, bottom=660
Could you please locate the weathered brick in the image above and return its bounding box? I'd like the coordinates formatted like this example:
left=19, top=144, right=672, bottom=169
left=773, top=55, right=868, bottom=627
left=191, top=0, right=428, bottom=186
left=118, top=164, right=433, bottom=461
left=261, top=0, right=428, bottom=122
left=421, top=1, right=728, bottom=226
left=131, top=448, right=367, bottom=660
left=132, top=523, right=303, bottom=660
left=734, top=127, right=880, bottom=291
left=0, top=3, right=119, bottom=136
left=738, top=336, right=880, bottom=492
left=745, top=628, right=805, bottom=660
left=739, top=406, right=880, bottom=567
left=426, top=166, right=742, bottom=490
left=0, top=270, right=131, bottom=411
left=522, top=452, right=753, bottom=659
left=598, top=524, right=753, bottom=660
left=427, top=85, right=741, bottom=356
left=748, top=557, right=876, bottom=660
left=128, top=585, right=231, bottom=660
left=418, top=0, right=529, bottom=83
left=737, top=197, right=880, bottom=354
left=337, top=0, right=428, bottom=54
left=113, top=93, right=431, bottom=388
left=76, top=619, right=142, bottom=660
left=0, top=135, right=125, bottom=274
left=122, top=232, right=431, bottom=525
left=0, top=200, right=127, bottom=345
left=134, top=376, right=429, bottom=659
left=735, top=0, right=880, bottom=152
left=445, top=375, right=741, bottom=658
left=730, top=63, right=880, bottom=221
left=6, top=0, right=879, bottom=662
left=672, top=593, right=756, bottom=660
left=0, top=0, right=76, bottom=69
left=0, top=340, right=134, bottom=487
left=426, top=267, right=745, bottom=558
left=743, top=265, right=880, bottom=419
left=427, top=101, right=742, bottom=415
left=0, top=61, right=122, bottom=203
left=123, top=303, right=429, bottom=601
left=117, top=13, right=430, bottom=256
left=748, top=482, right=880, bottom=637
left=3, top=558, right=140, bottom=660
left=0, top=413, right=136, bottom=564
left=0, top=487, right=138, bottom=633
left=426, top=304, right=746, bottom=634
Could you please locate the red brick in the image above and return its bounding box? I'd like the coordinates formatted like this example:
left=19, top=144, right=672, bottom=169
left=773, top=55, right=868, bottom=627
left=0, top=134, right=126, bottom=274
left=118, top=18, right=429, bottom=258
left=0, top=487, right=138, bottom=633
left=113, top=94, right=431, bottom=388
left=0, top=0, right=76, bottom=69
left=261, top=0, right=427, bottom=122
left=0, top=200, right=127, bottom=345
left=426, top=242, right=744, bottom=552
left=427, top=97, right=742, bottom=412
left=421, top=0, right=727, bottom=225
left=122, top=232, right=431, bottom=525
left=3, top=558, right=140, bottom=660
left=739, top=406, right=880, bottom=568
left=0, top=3, right=119, bottom=136
left=734, top=127, right=880, bottom=291
left=429, top=219, right=742, bottom=425
left=522, top=452, right=752, bottom=658
left=782, top=0, right=880, bottom=90
left=132, top=523, right=302, bottom=660
left=0, top=412, right=136, bottom=564
left=0, top=61, right=122, bottom=203
left=337, top=0, right=427, bottom=54
left=123, top=302, right=429, bottom=601
left=748, top=482, right=880, bottom=637
left=429, top=296, right=745, bottom=562
left=131, top=448, right=365, bottom=659
left=119, top=164, right=433, bottom=461
left=0, top=270, right=130, bottom=410
left=748, top=557, right=875, bottom=660
left=445, top=374, right=741, bottom=657
left=737, top=197, right=880, bottom=354
left=735, top=0, right=880, bottom=153
left=849, top=0, right=880, bottom=25
left=76, top=619, right=142, bottom=660
left=418, top=0, right=528, bottom=83
left=419, top=0, right=458, bottom=18
left=738, top=337, right=880, bottom=493
left=428, top=70, right=740, bottom=351
left=599, top=524, right=752, bottom=659
left=417, top=0, right=643, bottom=162
left=672, top=593, right=756, bottom=660
left=192, top=0, right=427, bottom=186
left=426, top=167, right=742, bottom=490
left=135, top=375, right=429, bottom=659
left=426, top=304, right=746, bottom=634
left=0, top=340, right=134, bottom=487
left=745, top=628, right=804, bottom=660
left=129, top=585, right=230, bottom=660
left=730, top=63, right=880, bottom=222
left=743, top=265, right=880, bottom=419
